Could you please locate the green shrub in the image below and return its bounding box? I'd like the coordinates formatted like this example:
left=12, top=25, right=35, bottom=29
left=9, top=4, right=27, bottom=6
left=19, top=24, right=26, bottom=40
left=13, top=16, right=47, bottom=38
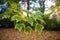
left=11, top=11, right=44, bottom=34
left=0, top=0, right=44, bottom=35
left=0, top=18, right=14, bottom=28
left=0, top=1, right=21, bottom=28
left=43, top=14, right=60, bottom=30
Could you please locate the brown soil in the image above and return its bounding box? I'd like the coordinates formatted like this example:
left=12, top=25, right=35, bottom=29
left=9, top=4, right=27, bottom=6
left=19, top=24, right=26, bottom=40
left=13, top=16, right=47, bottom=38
left=0, top=28, right=60, bottom=40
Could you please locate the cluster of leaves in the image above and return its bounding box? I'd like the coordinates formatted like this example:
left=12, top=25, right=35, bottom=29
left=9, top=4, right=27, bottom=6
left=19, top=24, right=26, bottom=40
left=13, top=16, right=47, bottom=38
left=44, top=6, right=60, bottom=30
left=11, top=11, right=44, bottom=35
left=0, top=0, right=22, bottom=19
left=0, top=0, right=23, bottom=28
left=0, top=0, right=44, bottom=35
left=43, top=14, right=60, bottom=30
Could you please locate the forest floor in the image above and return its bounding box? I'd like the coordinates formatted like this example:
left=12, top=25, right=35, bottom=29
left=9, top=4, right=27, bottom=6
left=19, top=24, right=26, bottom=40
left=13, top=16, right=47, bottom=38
left=0, top=28, right=60, bottom=40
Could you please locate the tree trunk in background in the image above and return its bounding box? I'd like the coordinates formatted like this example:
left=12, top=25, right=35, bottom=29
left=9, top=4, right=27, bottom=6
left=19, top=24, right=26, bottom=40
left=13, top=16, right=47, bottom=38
left=27, top=0, right=30, bottom=17
left=56, top=0, right=60, bottom=6
left=39, top=0, right=45, bottom=13
left=39, top=0, right=45, bottom=25
left=22, top=0, right=29, bottom=17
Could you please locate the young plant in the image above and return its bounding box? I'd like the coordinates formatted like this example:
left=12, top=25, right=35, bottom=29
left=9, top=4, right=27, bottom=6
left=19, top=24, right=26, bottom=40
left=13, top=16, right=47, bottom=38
left=11, top=11, right=44, bottom=35
left=1, top=0, right=45, bottom=34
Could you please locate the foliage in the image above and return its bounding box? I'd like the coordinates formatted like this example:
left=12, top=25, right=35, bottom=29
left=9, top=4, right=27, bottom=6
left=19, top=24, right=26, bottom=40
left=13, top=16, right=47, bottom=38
left=56, top=0, right=60, bottom=6
left=26, top=17, right=33, bottom=26
left=15, top=23, right=25, bottom=31
left=44, top=5, right=60, bottom=30
left=0, top=18, right=14, bottom=28
left=35, top=24, right=44, bottom=35
left=11, top=15, right=22, bottom=22
left=0, top=0, right=44, bottom=35
left=47, top=6, right=60, bottom=14
left=11, top=11, right=44, bottom=34
left=0, top=0, right=22, bottom=27
left=43, top=14, right=60, bottom=30
left=24, top=26, right=32, bottom=34
left=0, top=0, right=22, bottom=19
left=56, top=13, right=60, bottom=21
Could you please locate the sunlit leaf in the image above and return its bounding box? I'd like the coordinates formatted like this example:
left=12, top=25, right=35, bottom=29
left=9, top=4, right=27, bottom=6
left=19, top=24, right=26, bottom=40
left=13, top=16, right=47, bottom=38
left=35, top=24, right=44, bottom=34
left=26, top=17, right=33, bottom=26
left=31, top=15, right=37, bottom=20
left=15, top=23, right=25, bottom=31
left=36, top=11, right=42, bottom=17
left=2, top=14, right=10, bottom=19
left=38, top=19, right=46, bottom=24
left=11, top=15, right=22, bottom=22
left=24, top=26, right=32, bottom=34
left=31, top=11, right=43, bottom=20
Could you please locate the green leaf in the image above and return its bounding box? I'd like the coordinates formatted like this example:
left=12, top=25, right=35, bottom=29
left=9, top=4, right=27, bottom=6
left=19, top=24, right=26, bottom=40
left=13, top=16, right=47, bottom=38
left=2, top=14, right=10, bottom=19
left=15, top=23, right=25, bottom=31
left=24, top=26, right=32, bottom=34
left=11, top=15, right=22, bottom=22
left=26, top=17, right=33, bottom=26
left=35, top=24, right=44, bottom=34
left=38, top=19, right=46, bottom=25
left=36, top=11, right=42, bottom=17
left=31, top=11, right=42, bottom=20
left=23, top=10, right=28, bottom=13
left=31, top=15, right=37, bottom=20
